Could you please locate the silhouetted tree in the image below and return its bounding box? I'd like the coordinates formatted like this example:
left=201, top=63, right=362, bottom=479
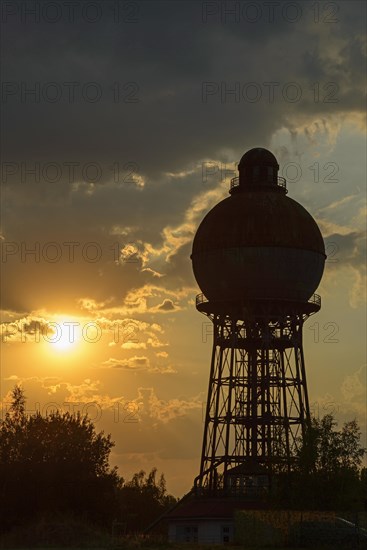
left=290, top=414, right=366, bottom=510
left=117, top=468, right=178, bottom=532
left=0, top=386, right=122, bottom=532
left=361, top=468, right=367, bottom=509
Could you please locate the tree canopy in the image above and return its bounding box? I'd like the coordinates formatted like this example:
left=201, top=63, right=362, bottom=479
left=277, top=414, right=367, bottom=511
left=0, top=386, right=177, bottom=537
left=118, top=468, right=177, bottom=533
left=298, top=414, right=365, bottom=476
left=0, top=386, right=122, bottom=532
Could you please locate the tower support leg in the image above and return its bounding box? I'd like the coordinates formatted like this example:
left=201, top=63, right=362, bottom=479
left=195, top=307, right=311, bottom=497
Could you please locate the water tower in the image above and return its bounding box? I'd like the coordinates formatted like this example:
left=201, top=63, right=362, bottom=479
left=191, top=148, right=325, bottom=497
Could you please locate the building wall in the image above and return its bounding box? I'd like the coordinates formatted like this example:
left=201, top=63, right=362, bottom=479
left=199, top=521, right=234, bottom=544
left=168, top=520, right=234, bottom=544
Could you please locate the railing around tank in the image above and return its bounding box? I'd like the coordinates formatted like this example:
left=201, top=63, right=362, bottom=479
left=230, top=176, right=287, bottom=192
left=196, top=293, right=207, bottom=307
left=196, top=292, right=321, bottom=309
left=308, top=293, right=321, bottom=308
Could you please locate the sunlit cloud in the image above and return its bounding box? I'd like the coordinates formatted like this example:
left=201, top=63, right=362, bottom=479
left=156, top=351, right=168, bottom=359
left=2, top=0, right=365, bottom=496
left=102, top=356, right=150, bottom=371
left=121, top=341, right=147, bottom=350
left=136, top=387, right=202, bottom=425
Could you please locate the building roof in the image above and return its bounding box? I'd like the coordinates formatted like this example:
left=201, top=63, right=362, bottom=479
left=166, top=497, right=268, bottom=521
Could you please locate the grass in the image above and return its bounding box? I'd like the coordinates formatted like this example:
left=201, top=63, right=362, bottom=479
left=1, top=512, right=365, bottom=549
left=0, top=546, right=363, bottom=550
left=0, top=548, right=347, bottom=550
left=0, top=541, right=365, bottom=550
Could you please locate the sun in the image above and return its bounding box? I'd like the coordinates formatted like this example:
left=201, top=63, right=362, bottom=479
left=48, top=316, right=82, bottom=353
left=52, top=329, right=78, bottom=351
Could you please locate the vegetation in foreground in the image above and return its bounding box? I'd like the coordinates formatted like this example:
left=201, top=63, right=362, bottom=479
left=0, top=386, right=176, bottom=544
left=0, top=386, right=366, bottom=548
left=270, top=413, right=366, bottom=510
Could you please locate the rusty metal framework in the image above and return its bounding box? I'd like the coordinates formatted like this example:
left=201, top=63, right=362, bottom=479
left=194, top=299, right=319, bottom=496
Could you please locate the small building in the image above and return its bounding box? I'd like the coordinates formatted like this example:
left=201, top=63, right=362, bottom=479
left=166, top=496, right=265, bottom=544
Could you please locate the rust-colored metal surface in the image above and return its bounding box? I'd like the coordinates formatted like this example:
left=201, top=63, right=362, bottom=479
left=192, top=191, right=325, bottom=254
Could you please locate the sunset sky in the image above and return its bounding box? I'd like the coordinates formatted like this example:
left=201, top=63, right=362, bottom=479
left=1, top=1, right=366, bottom=496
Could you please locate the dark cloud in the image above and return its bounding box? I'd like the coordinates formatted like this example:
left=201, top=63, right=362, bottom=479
left=156, top=299, right=176, bottom=312
left=164, top=241, right=197, bottom=290
left=2, top=1, right=365, bottom=176
left=324, top=231, right=366, bottom=269
left=1, top=1, right=365, bottom=314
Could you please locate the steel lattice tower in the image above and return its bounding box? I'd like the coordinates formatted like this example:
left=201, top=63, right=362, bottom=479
left=191, top=148, right=325, bottom=497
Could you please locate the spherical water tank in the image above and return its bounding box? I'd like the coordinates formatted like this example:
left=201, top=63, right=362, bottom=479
left=191, top=148, right=325, bottom=305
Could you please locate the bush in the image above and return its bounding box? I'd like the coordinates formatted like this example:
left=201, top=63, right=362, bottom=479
left=0, top=514, right=112, bottom=548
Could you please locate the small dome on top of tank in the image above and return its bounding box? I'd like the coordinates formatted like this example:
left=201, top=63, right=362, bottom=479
left=239, top=148, right=279, bottom=168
